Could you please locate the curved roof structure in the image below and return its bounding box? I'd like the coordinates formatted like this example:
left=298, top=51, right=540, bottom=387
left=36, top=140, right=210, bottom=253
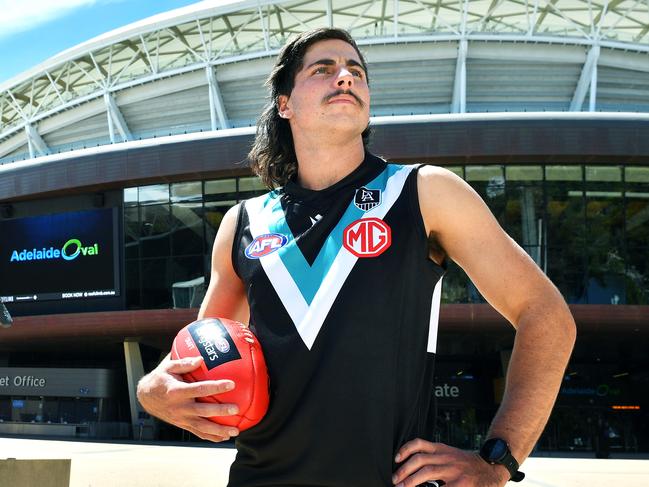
left=1, top=0, right=649, bottom=163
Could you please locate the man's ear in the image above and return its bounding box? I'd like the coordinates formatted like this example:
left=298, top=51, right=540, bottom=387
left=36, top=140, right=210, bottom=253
left=277, top=95, right=292, bottom=119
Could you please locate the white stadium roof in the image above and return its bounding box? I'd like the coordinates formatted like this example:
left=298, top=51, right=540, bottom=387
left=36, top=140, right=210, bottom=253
left=1, top=0, right=649, bottom=164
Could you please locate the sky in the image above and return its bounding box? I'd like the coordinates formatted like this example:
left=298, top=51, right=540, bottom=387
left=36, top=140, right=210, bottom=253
left=0, top=0, right=206, bottom=84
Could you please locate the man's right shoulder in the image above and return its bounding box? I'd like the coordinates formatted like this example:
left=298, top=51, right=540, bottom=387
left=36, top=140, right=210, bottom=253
left=239, top=188, right=283, bottom=214
left=217, top=204, right=243, bottom=240
left=221, top=187, right=278, bottom=233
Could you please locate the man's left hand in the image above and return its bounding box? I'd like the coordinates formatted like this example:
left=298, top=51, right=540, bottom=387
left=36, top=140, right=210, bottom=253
left=392, top=439, right=510, bottom=487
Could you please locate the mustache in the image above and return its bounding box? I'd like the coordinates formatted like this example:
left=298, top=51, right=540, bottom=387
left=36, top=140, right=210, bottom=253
left=323, top=89, right=365, bottom=108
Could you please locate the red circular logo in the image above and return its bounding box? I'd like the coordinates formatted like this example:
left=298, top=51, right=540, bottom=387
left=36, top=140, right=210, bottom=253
left=343, top=218, right=392, bottom=258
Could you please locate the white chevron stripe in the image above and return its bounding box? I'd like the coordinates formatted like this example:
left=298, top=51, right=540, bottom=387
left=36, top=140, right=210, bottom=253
left=246, top=196, right=310, bottom=322
left=426, top=277, right=444, bottom=353
left=294, top=243, right=356, bottom=349
left=247, top=164, right=415, bottom=350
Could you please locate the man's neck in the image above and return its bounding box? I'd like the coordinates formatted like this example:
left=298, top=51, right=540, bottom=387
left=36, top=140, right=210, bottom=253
left=293, top=138, right=365, bottom=191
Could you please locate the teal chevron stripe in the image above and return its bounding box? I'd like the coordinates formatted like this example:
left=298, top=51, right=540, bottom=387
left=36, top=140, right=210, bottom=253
left=267, top=164, right=403, bottom=304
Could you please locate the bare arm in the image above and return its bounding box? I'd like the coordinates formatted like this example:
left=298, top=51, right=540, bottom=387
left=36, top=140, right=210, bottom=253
left=393, top=167, right=576, bottom=487
left=198, top=204, right=249, bottom=323
left=136, top=204, right=249, bottom=442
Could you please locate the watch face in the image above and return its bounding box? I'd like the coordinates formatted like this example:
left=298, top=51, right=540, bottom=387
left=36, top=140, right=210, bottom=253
left=484, top=438, right=508, bottom=462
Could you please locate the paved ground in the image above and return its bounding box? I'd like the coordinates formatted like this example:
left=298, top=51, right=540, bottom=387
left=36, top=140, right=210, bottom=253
left=2, top=437, right=649, bottom=487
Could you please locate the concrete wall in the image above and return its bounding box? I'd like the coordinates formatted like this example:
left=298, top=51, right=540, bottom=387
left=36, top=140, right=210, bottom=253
left=0, top=459, right=71, bottom=487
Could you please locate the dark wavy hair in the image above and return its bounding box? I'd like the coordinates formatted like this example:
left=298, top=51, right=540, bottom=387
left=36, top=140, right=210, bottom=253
left=248, top=28, right=371, bottom=189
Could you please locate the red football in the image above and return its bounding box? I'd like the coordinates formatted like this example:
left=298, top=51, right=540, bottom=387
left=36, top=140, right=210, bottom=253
left=171, top=317, right=269, bottom=431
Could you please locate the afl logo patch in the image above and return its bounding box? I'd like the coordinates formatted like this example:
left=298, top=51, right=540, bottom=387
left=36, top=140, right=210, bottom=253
left=343, top=218, right=391, bottom=258
left=215, top=336, right=231, bottom=354
left=245, top=233, right=288, bottom=259
left=354, top=186, right=381, bottom=211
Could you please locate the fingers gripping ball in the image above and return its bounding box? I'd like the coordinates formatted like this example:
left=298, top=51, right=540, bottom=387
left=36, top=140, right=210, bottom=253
left=171, top=318, right=269, bottom=431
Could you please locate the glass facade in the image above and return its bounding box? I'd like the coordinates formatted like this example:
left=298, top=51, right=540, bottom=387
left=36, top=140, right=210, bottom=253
left=443, top=164, right=649, bottom=306
left=124, top=176, right=266, bottom=309
left=121, top=163, right=648, bottom=452
left=123, top=165, right=649, bottom=309
left=0, top=396, right=100, bottom=424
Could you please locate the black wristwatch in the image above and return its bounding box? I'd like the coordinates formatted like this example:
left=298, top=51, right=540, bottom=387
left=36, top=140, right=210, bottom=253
left=479, top=438, right=525, bottom=482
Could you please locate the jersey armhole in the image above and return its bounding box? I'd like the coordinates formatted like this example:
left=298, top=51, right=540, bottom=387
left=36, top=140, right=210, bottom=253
left=231, top=201, right=246, bottom=280
left=410, top=164, right=447, bottom=276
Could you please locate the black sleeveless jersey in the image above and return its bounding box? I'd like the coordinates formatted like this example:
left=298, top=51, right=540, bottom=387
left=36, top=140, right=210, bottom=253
left=230, top=153, right=445, bottom=487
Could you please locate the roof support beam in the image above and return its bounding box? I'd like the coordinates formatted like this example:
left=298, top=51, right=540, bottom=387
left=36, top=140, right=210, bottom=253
left=24, top=124, right=49, bottom=158
left=6, top=90, right=28, bottom=122
left=393, top=0, right=399, bottom=39
left=601, top=0, right=643, bottom=39
left=461, top=0, right=469, bottom=36
left=258, top=5, right=270, bottom=52
left=104, top=92, right=132, bottom=142
left=45, top=72, right=66, bottom=105
left=138, top=35, right=158, bottom=74
left=206, top=66, right=228, bottom=130
left=123, top=39, right=151, bottom=69
left=275, top=6, right=285, bottom=39
left=196, top=20, right=210, bottom=59
left=326, top=0, right=333, bottom=28
left=432, top=0, right=443, bottom=30
left=546, top=1, right=591, bottom=37
left=479, top=0, right=504, bottom=31
left=82, top=54, right=108, bottom=78
left=570, top=44, right=600, bottom=112
left=349, top=0, right=380, bottom=32
left=412, top=0, right=461, bottom=34
left=12, top=92, right=29, bottom=103
left=380, top=0, right=388, bottom=34
left=170, top=27, right=191, bottom=50
left=535, top=0, right=560, bottom=32
left=527, top=0, right=540, bottom=36
left=594, top=0, right=622, bottom=27
left=588, top=51, right=598, bottom=112
left=636, top=24, right=649, bottom=43
left=451, top=39, right=467, bottom=114
left=222, top=16, right=241, bottom=52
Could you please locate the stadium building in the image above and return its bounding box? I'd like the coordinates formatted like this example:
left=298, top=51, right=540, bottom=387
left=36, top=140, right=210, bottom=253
left=0, top=0, right=648, bottom=453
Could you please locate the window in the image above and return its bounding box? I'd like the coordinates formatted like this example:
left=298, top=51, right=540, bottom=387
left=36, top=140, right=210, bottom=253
left=138, top=184, right=170, bottom=205
left=122, top=165, right=649, bottom=306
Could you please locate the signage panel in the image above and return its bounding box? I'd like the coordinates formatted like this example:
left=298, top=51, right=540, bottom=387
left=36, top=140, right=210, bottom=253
left=0, top=368, right=115, bottom=398
left=0, top=208, right=120, bottom=303
left=433, top=378, right=482, bottom=405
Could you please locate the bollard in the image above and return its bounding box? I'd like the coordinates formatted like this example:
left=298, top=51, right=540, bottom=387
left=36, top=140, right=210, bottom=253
left=0, top=458, right=71, bottom=487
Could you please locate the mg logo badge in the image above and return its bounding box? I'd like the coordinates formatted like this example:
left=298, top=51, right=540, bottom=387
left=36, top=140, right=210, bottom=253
left=343, top=218, right=392, bottom=258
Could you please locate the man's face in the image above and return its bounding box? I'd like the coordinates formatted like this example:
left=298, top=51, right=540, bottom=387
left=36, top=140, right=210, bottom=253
left=278, top=39, right=370, bottom=142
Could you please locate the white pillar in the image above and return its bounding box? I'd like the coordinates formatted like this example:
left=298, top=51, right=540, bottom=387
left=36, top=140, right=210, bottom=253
left=104, top=92, right=132, bottom=142
left=123, top=340, right=155, bottom=440
left=206, top=65, right=229, bottom=130
left=570, top=44, right=600, bottom=112
left=452, top=39, right=468, bottom=114
left=589, top=60, right=598, bottom=112
left=24, top=124, right=49, bottom=157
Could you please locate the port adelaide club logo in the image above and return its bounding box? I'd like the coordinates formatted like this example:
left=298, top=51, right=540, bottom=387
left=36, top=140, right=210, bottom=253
left=354, top=186, right=381, bottom=211
left=245, top=233, right=288, bottom=259
left=343, top=217, right=391, bottom=258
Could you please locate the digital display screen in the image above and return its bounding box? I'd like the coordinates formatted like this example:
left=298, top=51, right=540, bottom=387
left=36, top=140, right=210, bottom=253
left=0, top=208, right=120, bottom=303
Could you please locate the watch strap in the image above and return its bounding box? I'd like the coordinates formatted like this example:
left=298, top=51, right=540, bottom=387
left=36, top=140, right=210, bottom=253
left=500, top=449, right=525, bottom=482
left=511, top=470, right=525, bottom=482
left=502, top=453, right=524, bottom=482
left=479, top=438, right=525, bottom=482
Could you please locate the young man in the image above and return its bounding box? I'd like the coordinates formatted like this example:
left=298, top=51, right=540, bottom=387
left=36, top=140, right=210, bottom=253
left=137, top=28, right=576, bottom=487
